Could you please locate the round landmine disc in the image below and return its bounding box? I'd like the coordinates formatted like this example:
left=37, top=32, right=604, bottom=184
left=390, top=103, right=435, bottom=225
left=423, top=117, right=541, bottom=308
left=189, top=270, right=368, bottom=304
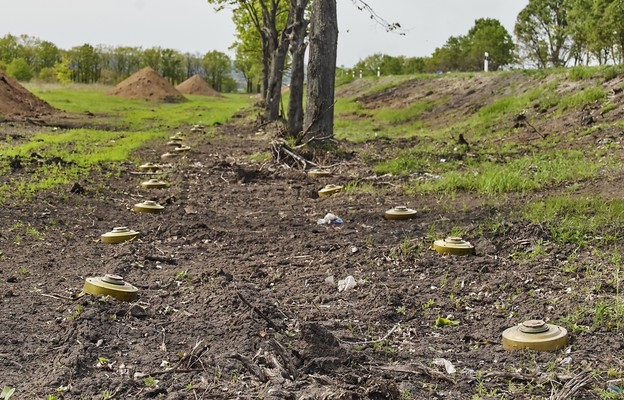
left=432, top=236, right=475, bottom=256
left=169, top=135, right=184, bottom=141
left=384, top=206, right=418, bottom=220
left=133, top=200, right=165, bottom=214
left=502, top=320, right=568, bottom=352
left=161, top=152, right=178, bottom=160
left=174, top=145, right=191, bottom=153
left=307, top=169, right=332, bottom=178
left=318, top=184, right=343, bottom=197
left=167, top=140, right=183, bottom=147
left=101, top=226, right=139, bottom=244
left=83, top=274, right=138, bottom=302
left=138, top=162, right=162, bottom=172
left=141, top=178, right=168, bottom=189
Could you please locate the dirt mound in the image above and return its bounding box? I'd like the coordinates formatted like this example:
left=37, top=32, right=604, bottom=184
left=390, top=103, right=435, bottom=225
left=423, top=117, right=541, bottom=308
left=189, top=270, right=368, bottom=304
left=0, top=69, right=58, bottom=117
left=106, top=67, right=186, bottom=103
left=175, top=75, right=223, bottom=97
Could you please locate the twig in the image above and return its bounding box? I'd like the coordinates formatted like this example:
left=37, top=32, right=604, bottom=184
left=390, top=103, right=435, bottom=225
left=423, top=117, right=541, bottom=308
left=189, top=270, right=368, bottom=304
left=338, top=323, right=399, bottom=345
left=228, top=353, right=269, bottom=383
left=549, top=370, right=593, bottom=400
left=268, top=338, right=298, bottom=380
left=375, top=362, right=454, bottom=383
left=36, top=292, right=68, bottom=301
left=237, top=292, right=282, bottom=332
left=295, top=100, right=338, bottom=145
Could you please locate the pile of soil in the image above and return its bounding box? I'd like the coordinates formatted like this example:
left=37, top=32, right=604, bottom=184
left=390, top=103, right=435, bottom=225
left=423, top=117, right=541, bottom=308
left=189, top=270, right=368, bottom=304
left=175, top=75, right=223, bottom=97
left=106, top=67, right=186, bottom=103
left=0, top=69, right=58, bottom=117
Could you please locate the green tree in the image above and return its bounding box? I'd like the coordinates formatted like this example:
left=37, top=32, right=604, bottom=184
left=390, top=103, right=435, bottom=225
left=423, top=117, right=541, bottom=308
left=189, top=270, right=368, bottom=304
left=160, top=48, right=185, bottom=84
left=0, top=34, right=21, bottom=65
left=401, top=56, right=427, bottom=74
left=465, top=18, right=514, bottom=70
left=34, top=40, right=61, bottom=73
left=142, top=47, right=162, bottom=72
left=67, top=44, right=101, bottom=83
left=428, top=35, right=468, bottom=72
left=354, top=53, right=404, bottom=76
left=202, top=50, right=231, bottom=91
left=515, top=0, right=571, bottom=68
left=6, top=57, right=33, bottom=81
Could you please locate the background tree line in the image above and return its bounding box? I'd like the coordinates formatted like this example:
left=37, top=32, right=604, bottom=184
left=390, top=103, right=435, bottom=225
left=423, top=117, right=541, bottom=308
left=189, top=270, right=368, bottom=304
left=0, top=33, right=238, bottom=92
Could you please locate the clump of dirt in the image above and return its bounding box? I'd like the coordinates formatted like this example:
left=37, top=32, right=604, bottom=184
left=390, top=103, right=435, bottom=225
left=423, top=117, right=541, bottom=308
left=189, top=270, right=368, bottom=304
left=106, top=67, right=186, bottom=103
left=175, top=75, right=223, bottom=97
left=0, top=69, right=58, bottom=117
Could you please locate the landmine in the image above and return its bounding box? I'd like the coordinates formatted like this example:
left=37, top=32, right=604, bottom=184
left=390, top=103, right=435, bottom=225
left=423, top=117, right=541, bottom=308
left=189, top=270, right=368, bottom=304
left=83, top=274, right=138, bottom=301
left=101, top=226, right=139, bottom=244
left=138, top=162, right=162, bottom=172
left=384, top=206, right=418, bottom=220
left=432, top=236, right=475, bottom=256
left=318, top=184, right=343, bottom=197
left=141, top=178, right=168, bottom=189
left=502, top=319, right=568, bottom=352
left=133, top=200, right=165, bottom=214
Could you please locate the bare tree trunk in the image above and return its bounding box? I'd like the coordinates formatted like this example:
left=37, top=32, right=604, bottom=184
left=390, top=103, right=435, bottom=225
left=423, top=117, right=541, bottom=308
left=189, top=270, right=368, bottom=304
left=265, top=41, right=289, bottom=121
left=301, top=0, right=337, bottom=143
left=287, top=0, right=308, bottom=137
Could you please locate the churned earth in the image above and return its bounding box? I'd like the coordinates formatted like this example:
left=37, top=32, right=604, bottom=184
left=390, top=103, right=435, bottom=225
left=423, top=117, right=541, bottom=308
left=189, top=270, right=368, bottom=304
left=2, top=71, right=624, bottom=399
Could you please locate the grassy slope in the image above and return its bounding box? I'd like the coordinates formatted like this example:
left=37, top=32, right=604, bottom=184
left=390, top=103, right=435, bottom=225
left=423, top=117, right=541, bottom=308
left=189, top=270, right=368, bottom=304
left=333, top=65, right=624, bottom=246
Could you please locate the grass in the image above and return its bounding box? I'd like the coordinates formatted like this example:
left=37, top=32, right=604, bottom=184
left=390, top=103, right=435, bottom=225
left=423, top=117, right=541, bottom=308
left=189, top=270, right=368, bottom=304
left=523, top=195, right=624, bottom=245
left=0, top=84, right=252, bottom=201
left=27, top=83, right=251, bottom=131
left=399, top=149, right=612, bottom=195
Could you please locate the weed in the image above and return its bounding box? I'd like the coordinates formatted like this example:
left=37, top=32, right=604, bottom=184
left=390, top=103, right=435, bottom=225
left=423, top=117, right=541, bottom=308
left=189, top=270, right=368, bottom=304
left=143, top=376, right=159, bottom=387
left=0, top=387, right=15, bottom=400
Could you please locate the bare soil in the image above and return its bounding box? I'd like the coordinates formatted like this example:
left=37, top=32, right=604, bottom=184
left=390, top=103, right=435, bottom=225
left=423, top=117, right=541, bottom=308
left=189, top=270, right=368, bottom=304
left=1, top=71, right=624, bottom=399
left=0, top=69, right=58, bottom=118
left=106, top=67, right=186, bottom=103
left=176, top=75, right=223, bottom=97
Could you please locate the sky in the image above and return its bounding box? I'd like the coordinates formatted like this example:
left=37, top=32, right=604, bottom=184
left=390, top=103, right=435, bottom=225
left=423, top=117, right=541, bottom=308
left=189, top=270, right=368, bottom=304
left=0, top=0, right=529, bottom=67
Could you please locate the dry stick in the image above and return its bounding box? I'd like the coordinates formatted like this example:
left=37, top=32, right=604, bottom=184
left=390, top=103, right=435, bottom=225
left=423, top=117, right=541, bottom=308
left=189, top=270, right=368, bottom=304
left=267, top=338, right=298, bottom=380
left=375, top=362, right=454, bottom=383
left=228, top=353, right=269, bottom=383
left=338, top=323, right=399, bottom=345
left=549, top=371, right=593, bottom=400
left=237, top=292, right=282, bottom=332
left=295, top=100, right=338, bottom=146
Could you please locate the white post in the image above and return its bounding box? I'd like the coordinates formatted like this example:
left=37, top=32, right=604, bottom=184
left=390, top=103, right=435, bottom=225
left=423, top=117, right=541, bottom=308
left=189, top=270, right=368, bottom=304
left=484, top=52, right=490, bottom=72
left=359, top=69, right=363, bottom=79
left=377, top=67, right=381, bottom=77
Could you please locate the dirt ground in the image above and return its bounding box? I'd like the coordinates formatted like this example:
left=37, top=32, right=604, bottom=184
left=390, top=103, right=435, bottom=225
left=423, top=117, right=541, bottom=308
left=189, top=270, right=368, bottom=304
left=2, top=72, right=624, bottom=399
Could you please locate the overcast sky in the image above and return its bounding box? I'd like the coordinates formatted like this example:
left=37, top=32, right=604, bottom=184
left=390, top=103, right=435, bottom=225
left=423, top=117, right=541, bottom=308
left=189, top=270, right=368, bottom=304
left=0, top=0, right=529, bottom=67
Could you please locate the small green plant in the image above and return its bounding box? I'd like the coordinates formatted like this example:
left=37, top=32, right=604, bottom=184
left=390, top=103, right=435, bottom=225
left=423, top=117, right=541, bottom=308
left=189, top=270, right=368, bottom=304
left=395, top=305, right=407, bottom=315
left=143, top=376, right=159, bottom=387
left=1, top=386, right=15, bottom=400
left=17, top=266, right=29, bottom=274
left=435, top=316, right=460, bottom=327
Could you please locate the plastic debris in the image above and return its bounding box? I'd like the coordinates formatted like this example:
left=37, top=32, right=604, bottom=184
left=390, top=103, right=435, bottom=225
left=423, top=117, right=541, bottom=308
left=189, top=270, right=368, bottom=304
left=317, top=213, right=343, bottom=225
left=324, top=276, right=335, bottom=285
left=433, top=358, right=456, bottom=374
left=337, top=275, right=357, bottom=291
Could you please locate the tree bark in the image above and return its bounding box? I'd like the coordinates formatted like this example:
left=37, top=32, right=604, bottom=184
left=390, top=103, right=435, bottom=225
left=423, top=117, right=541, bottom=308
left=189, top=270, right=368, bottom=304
left=301, top=0, right=337, bottom=143
left=286, top=0, right=308, bottom=137
left=263, top=0, right=294, bottom=122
